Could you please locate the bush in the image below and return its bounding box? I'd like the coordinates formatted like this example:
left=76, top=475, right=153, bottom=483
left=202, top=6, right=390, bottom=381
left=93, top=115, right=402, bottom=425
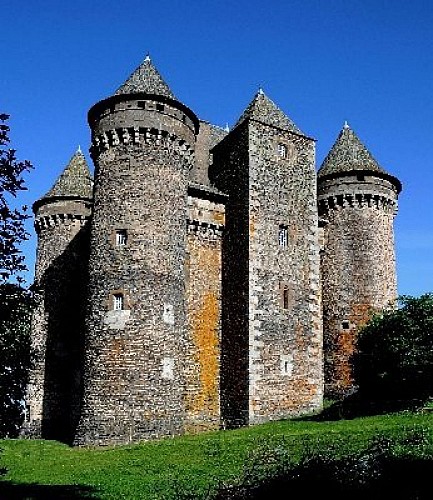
left=354, top=294, right=433, bottom=404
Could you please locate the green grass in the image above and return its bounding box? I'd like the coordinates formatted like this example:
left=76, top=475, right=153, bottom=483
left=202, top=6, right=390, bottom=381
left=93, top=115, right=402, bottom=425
left=1, top=411, right=432, bottom=499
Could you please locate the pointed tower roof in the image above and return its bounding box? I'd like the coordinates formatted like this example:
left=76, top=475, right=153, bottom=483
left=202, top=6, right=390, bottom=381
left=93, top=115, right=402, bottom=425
left=44, top=148, right=93, bottom=199
left=234, top=89, right=304, bottom=135
left=114, top=54, right=176, bottom=99
left=318, top=123, right=386, bottom=178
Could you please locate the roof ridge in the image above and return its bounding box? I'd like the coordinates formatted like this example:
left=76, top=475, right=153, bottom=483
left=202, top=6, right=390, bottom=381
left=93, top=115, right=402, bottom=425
left=318, top=123, right=386, bottom=177
left=44, top=148, right=93, bottom=200
left=114, top=55, right=176, bottom=99
left=234, top=89, right=303, bottom=135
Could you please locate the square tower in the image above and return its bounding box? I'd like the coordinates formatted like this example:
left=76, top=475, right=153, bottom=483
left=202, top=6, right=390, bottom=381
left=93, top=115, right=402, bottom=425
left=212, top=90, right=323, bottom=427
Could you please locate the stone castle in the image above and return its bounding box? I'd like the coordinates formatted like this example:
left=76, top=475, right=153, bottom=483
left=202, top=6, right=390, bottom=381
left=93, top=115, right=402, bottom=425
left=23, top=56, right=402, bottom=446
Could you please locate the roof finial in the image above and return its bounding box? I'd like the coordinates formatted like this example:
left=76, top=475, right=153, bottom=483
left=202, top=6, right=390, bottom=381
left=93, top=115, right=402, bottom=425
left=343, top=120, right=350, bottom=129
left=145, top=52, right=151, bottom=62
left=77, top=145, right=82, bottom=153
left=258, top=86, right=264, bottom=95
left=224, top=123, right=230, bottom=132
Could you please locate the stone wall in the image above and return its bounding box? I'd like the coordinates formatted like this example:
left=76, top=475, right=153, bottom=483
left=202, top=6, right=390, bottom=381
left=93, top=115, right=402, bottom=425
left=184, top=194, right=225, bottom=432
left=23, top=198, right=91, bottom=443
left=247, top=122, right=322, bottom=422
left=318, top=173, right=399, bottom=397
left=212, top=123, right=251, bottom=428
left=191, top=121, right=227, bottom=187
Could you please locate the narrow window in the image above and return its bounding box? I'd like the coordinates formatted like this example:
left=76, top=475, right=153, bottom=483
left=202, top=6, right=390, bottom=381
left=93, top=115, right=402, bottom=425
left=113, top=293, right=124, bottom=311
left=278, top=143, right=287, bottom=158
left=281, top=355, right=293, bottom=376
left=283, top=287, right=289, bottom=310
left=115, top=229, right=127, bottom=246
left=25, top=404, right=30, bottom=422
left=279, top=224, right=288, bottom=248
left=342, top=320, right=350, bottom=330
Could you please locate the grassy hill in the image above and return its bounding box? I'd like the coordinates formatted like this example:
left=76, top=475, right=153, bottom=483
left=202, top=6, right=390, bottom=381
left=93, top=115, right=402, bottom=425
left=1, top=411, right=432, bottom=499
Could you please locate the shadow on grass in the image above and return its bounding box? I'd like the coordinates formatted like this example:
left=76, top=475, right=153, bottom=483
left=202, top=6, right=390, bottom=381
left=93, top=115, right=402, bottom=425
left=217, top=457, right=432, bottom=500
left=298, top=394, right=427, bottom=421
left=0, top=481, right=98, bottom=499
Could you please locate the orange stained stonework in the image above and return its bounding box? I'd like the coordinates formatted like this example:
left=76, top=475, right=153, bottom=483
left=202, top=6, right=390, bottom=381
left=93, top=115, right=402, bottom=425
left=190, top=291, right=219, bottom=414
left=186, top=236, right=221, bottom=419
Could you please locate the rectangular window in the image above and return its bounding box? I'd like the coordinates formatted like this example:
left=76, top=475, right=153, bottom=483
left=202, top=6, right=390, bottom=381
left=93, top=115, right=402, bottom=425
left=113, top=293, right=124, bottom=311
left=156, top=103, right=164, bottom=112
left=279, top=225, right=288, bottom=247
left=280, top=355, right=293, bottom=376
left=115, top=230, right=127, bottom=246
left=278, top=143, right=287, bottom=158
left=283, top=287, right=289, bottom=310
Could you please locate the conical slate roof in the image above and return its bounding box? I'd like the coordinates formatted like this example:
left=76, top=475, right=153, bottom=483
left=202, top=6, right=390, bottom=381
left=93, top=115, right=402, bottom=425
left=114, top=55, right=176, bottom=99
left=44, top=148, right=93, bottom=199
left=318, top=123, right=386, bottom=178
left=235, top=89, right=303, bottom=135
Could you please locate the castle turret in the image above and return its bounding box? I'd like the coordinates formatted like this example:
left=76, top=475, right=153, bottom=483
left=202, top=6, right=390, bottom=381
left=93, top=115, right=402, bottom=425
left=23, top=149, right=93, bottom=442
left=318, top=123, right=402, bottom=397
left=212, top=90, right=323, bottom=427
left=74, top=56, right=199, bottom=445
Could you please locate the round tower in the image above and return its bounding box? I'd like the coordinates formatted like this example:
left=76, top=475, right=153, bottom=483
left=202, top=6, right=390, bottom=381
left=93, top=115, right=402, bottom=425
left=318, top=123, right=402, bottom=398
left=74, top=56, right=199, bottom=445
left=23, top=149, right=93, bottom=442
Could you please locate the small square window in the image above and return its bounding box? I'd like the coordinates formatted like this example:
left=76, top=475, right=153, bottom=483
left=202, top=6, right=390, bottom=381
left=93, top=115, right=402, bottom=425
left=115, top=230, right=127, bottom=246
left=279, top=224, right=288, bottom=248
left=156, top=103, right=164, bottom=112
left=357, top=173, right=365, bottom=182
left=342, top=320, right=350, bottom=330
left=113, top=293, right=124, bottom=311
left=278, top=143, right=287, bottom=158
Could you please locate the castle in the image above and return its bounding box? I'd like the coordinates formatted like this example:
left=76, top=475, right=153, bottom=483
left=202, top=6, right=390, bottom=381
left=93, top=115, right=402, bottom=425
left=22, top=56, right=401, bottom=446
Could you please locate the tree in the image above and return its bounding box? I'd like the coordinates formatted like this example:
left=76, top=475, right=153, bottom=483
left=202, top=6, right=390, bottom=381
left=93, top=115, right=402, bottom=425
left=0, top=283, right=33, bottom=437
left=0, top=115, right=34, bottom=436
left=354, top=294, right=433, bottom=404
left=0, top=113, right=33, bottom=284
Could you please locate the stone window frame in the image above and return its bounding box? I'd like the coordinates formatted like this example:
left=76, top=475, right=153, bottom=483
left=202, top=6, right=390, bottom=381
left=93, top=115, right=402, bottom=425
left=107, top=289, right=130, bottom=311
left=280, top=354, right=294, bottom=376
left=279, top=281, right=292, bottom=310
left=111, top=227, right=130, bottom=248
left=115, top=229, right=127, bottom=246
left=278, top=224, right=289, bottom=248
left=275, top=138, right=296, bottom=164
left=277, top=142, right=287, bottom=158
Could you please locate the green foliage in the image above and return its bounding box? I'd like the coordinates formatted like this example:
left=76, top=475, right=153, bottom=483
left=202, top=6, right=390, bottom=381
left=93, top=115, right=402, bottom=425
left=354, top=294, right=433, bottom=403
left=0, top=413, right=432, bottom=499
left=0, top=113, right=33, bottom=284
left=0, top=283, right=33, bottom=437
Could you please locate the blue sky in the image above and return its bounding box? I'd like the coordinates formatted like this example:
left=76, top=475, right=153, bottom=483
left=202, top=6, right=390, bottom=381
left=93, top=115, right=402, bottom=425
left=2, top=0, right=432, bottom=296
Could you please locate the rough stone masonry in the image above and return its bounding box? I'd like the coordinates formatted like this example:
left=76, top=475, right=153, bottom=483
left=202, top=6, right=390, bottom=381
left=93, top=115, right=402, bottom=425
left=22, top=56, right=401, bottom=445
